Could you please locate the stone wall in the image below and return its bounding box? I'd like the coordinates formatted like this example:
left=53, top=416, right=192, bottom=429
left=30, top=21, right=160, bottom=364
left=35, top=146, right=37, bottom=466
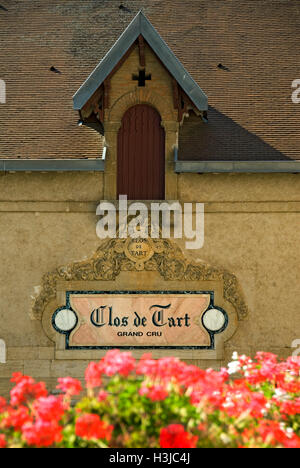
left=0, top=171, right=299, bottom=397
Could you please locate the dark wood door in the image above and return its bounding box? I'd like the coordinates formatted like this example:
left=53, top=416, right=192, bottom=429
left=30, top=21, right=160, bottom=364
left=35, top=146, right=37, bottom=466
left=117, top=104, right=165, bottom=200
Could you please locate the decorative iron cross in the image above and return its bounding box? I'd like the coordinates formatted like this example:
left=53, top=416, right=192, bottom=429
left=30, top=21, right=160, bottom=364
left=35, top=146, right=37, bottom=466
left=132, top=69, right=151, bottom=87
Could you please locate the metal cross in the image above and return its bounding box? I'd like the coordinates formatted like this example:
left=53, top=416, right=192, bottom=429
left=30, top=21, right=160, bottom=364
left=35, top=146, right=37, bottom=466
left=132, top=69, right=151, bottom=87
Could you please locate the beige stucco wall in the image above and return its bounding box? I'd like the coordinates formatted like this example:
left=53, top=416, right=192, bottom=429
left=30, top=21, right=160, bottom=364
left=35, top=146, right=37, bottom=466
left=0, top=41, right=299, bottom=397
left=0, top=171, right=299, bottom=397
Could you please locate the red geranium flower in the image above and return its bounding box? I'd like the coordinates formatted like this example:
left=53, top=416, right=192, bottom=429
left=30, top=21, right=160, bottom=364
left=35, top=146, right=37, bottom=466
left=0, top=397, right=7, bottom=412
left=0, top=434, right=6, bottom=449
left=75, top=414, right=113, bottom=441
left=56, top=377, right=82, bottom=396
left=22, top=420, right=63, bottom=448
left=3, top=406, right=32, bottom=431
left=160, top=425, right=198, bottom=448
left=11, top=372, right=26, bottom=384
left=10, top=375, right=47, bottom=406
left=258, top=420, right=300, bottom=449
left=277, top=398, right=300, bottom=416
left=148, top=385, right=169, bottom=402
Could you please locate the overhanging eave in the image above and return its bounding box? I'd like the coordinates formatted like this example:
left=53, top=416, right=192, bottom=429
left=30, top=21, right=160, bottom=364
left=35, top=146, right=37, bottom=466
left=73, top=11, right=208, bottom=112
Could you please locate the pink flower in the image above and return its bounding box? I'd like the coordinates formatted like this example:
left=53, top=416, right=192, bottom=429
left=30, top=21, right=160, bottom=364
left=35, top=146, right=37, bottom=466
left=139, top=386, right=149, bottom=397
left=255, top=352, right=278, bottom=364
left=97, top=390, right=108, bottom=402
left=33, top=396, right=65, bottom=422
left=56, top=377, right=82, bottom=396
left=85, top=362, right=103, bottom=389
left=136, top=354, right=158, bottom=377
left=101, top=350, right=135, bottom=377
left=156, top=357, right=185, bottom=381
left=220, top=387, right=267, bottom=419
left=139, top=384, right=168, bottom=401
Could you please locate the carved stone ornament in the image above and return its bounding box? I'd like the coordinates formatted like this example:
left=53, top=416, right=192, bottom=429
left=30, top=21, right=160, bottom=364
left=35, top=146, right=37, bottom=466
left=32, top=237, right=248, bottom=321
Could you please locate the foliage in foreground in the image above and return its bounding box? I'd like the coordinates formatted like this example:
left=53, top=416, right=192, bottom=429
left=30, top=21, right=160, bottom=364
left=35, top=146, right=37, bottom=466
left=0, top=350, right=299, bottom=448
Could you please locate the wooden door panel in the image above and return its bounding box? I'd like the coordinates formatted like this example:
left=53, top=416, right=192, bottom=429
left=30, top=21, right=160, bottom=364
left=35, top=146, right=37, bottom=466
left=117, top=104, right=165, bottom=200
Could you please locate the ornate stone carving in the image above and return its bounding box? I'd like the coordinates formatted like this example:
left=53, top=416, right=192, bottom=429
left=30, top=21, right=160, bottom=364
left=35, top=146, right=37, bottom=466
left=32, top=238, right=248, bottom=321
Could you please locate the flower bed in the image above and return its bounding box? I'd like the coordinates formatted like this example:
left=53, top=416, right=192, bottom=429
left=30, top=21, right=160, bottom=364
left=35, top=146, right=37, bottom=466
left=0, top=350, right=299, bottom=448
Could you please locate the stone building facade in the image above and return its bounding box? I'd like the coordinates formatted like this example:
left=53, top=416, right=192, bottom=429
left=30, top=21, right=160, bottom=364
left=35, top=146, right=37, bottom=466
left=0, top=1, right=299, bottom=397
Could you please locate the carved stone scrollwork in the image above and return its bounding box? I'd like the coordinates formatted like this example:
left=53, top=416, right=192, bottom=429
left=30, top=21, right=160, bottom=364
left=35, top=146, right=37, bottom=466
left=31, top=238, right=248, bottom=321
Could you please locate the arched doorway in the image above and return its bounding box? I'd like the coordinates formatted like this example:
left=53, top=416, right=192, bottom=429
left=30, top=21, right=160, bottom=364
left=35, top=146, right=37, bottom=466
left=117, top=104, right=165, bottom=200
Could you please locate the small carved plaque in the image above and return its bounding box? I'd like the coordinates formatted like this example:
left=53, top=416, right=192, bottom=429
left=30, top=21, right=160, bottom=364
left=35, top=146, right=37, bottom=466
left=125, top=238, right=154, bottom=264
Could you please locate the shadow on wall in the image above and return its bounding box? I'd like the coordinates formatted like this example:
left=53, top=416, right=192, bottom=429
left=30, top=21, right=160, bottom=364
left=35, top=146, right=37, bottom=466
left=179, top=107, right=292, bottom=161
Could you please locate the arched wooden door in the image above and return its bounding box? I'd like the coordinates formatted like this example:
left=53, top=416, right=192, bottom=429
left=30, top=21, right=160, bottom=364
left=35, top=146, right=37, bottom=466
left=117, top=104, right=165, bottom=200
